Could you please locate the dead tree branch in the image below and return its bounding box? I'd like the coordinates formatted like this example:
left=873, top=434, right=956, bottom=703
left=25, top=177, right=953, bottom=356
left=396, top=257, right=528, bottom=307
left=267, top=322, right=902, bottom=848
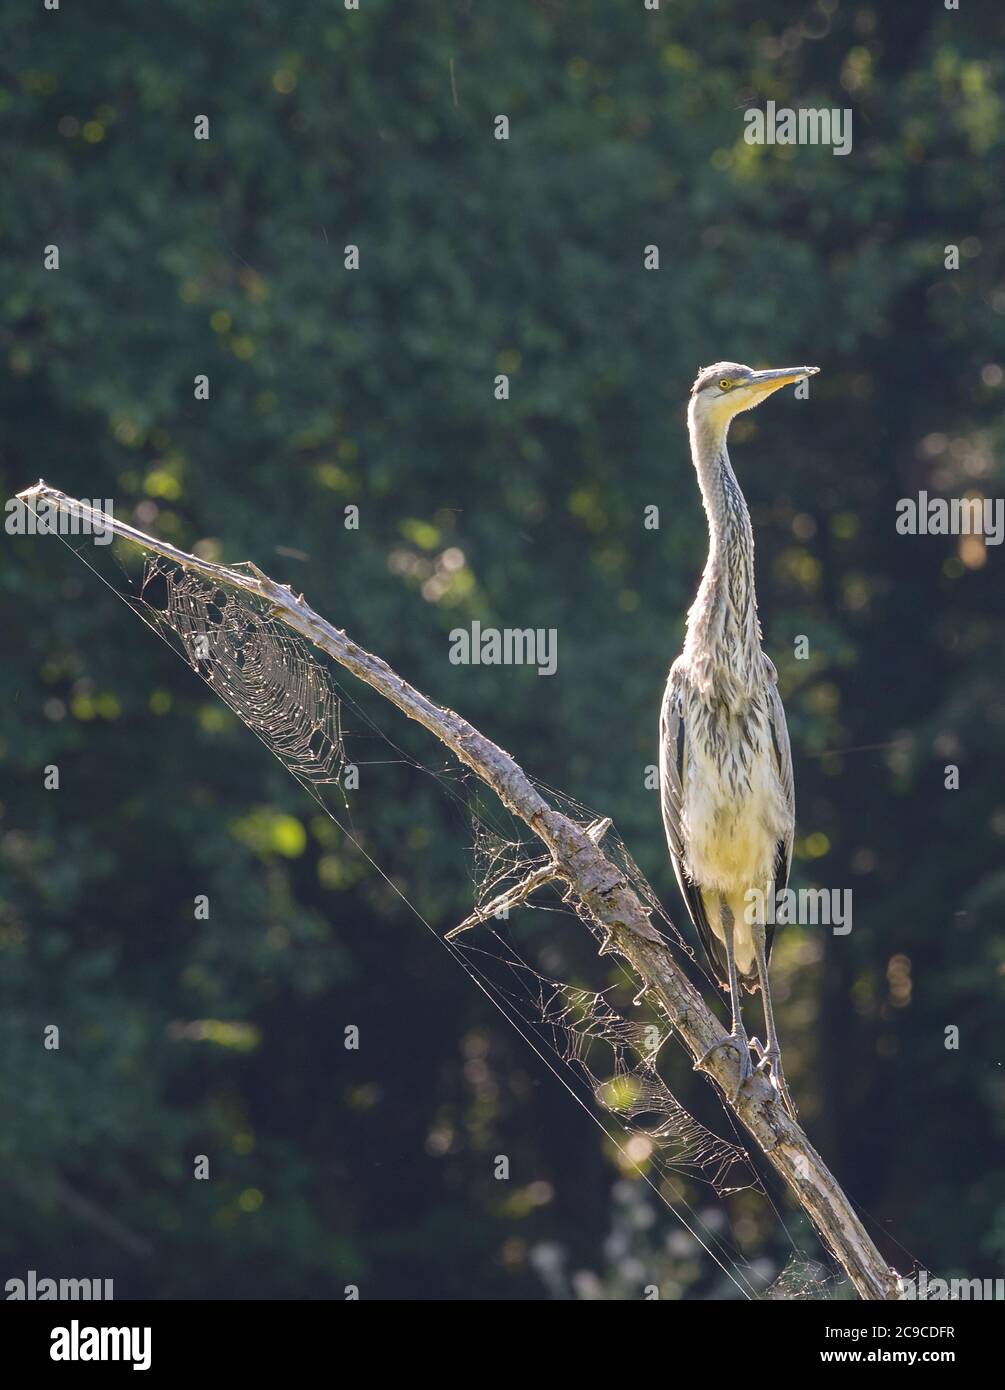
left=16, top=480, right=901, bottom=1301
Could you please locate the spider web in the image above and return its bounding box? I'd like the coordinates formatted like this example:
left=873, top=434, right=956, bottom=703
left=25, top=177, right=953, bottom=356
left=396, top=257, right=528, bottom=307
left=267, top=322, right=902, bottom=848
left=461, top=938, right=747, bottom=1190
left=40, top=528, right=836, bottom=1299
left=140, top=558, right=344, bottom=785
left=764, top=1256, right=842, bottom=1300
left=457, top=788, right=756, bottom=1193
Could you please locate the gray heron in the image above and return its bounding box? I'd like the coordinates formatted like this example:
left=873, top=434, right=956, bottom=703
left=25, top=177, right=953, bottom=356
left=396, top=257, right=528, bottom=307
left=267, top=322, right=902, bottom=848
left=660, top=362, right=818, bottom=1118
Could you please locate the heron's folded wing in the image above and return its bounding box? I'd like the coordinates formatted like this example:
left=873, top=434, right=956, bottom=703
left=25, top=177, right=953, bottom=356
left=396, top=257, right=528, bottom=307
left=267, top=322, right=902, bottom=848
left=659, top=667, right=728, bottom=990
left=763, top=657, right=795, bottom=893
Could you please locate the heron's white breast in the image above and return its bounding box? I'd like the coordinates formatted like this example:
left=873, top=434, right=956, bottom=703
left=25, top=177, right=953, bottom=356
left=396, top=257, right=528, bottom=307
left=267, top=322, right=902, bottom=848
left=681, top=707, right=787, bottom=897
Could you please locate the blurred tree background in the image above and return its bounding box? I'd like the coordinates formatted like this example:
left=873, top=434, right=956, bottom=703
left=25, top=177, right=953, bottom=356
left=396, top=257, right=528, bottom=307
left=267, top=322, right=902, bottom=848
left=1, top=0, right=1004, bottom=1299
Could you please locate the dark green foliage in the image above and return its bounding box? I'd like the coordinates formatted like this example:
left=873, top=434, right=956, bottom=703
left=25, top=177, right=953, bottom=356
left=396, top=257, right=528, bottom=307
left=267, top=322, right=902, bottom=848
left=1, top=1, right=1003, bottom=1297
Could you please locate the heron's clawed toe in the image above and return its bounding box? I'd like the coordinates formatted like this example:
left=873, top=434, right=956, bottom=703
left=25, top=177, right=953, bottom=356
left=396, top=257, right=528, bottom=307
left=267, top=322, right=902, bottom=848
left=696, top=1030, right=754, bottom=1102
left=754, top=1044, right=798, bottom=1119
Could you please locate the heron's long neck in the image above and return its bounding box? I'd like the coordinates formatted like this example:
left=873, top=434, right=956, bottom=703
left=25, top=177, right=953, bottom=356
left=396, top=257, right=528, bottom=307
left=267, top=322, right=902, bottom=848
left=685, top=414, right=762, bottom=682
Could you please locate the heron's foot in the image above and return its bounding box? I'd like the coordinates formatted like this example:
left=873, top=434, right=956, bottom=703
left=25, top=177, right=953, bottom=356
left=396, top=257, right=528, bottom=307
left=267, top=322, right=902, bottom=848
left=750, top=1038, right=798, bottom=1120
left=696, top=1030, right=754, bottom=1103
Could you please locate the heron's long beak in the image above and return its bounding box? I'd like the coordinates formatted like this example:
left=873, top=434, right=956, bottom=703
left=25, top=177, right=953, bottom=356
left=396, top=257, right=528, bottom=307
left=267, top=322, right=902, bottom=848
left=744, top=365, right=820, bottom=404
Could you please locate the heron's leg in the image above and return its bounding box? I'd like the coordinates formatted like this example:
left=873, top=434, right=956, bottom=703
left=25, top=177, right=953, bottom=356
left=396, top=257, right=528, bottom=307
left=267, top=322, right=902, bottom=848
left=750, top=922, right=797, bottom=1119
left=696, top=899, right=753, bottom=1101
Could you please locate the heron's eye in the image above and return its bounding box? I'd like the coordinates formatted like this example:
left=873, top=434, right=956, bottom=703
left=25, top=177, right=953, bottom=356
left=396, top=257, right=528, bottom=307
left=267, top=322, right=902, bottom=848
left=718, top=379, right=732, bottom=392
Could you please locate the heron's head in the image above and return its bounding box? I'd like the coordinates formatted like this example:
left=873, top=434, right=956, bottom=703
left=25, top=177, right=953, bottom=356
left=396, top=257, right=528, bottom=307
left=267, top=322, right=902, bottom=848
left=688, top=361, right=819, bottom=436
